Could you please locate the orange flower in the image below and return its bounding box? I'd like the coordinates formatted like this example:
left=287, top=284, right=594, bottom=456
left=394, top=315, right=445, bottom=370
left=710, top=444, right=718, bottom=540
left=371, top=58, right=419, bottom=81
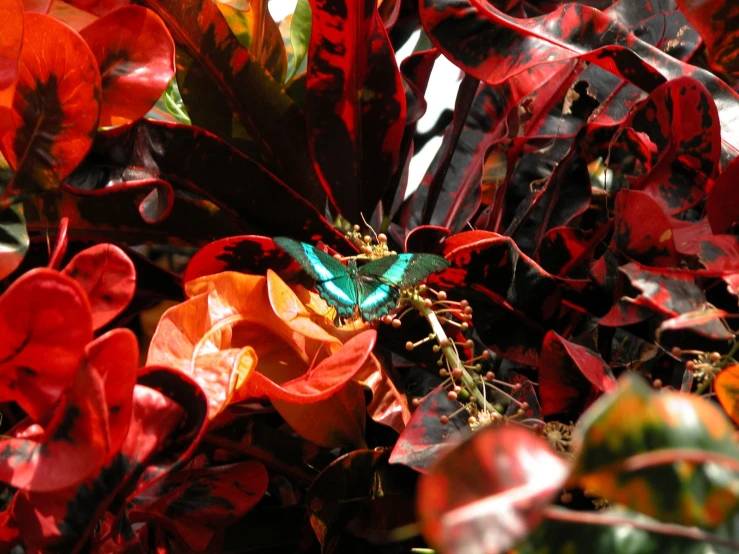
left=147, top=270, right=376, bottom=448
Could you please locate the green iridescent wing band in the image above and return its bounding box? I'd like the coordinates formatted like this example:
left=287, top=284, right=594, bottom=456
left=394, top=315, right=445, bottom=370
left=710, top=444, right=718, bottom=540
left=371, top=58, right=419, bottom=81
left=273, top=237, right=358, bottom=317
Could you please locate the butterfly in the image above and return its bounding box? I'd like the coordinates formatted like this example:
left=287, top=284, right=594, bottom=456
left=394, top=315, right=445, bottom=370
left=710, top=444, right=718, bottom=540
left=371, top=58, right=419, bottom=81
left=274, top=237, right=450, bottom=322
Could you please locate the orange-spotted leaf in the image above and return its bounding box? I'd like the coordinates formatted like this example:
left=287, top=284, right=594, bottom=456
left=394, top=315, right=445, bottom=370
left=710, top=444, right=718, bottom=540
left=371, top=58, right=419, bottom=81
left=715, top=364, right=739, bottom=425
left=79, top=6, right=176, bottom=127
left=243, top=329, right=376, bottom=403
left=61, top=243, right=136, bottom=330
left=0, top=12, right=101, bottom=205
left=0, top=0, right=23, bottom=126
left=0, top=357, right=108, bottom=492
left=0, top=268, right=92, bottom=421
left=572, top=373, right=739, bottom=528
left=417, top=425, right=570, bottom=554
left=84, top=328, right=138, bottom=455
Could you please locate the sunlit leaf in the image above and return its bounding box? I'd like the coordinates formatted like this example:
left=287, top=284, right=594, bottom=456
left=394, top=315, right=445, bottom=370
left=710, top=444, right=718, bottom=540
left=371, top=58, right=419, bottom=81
left=62, top=243, right=136, bottom=330
left=0, top=13, right=101, bottom=206
left=715, top=364, right=739, bottom=426
left=80, top=6, right=176, bottom=126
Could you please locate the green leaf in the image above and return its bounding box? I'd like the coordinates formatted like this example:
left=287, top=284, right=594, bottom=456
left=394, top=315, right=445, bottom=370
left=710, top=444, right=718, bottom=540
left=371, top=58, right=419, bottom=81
left=288, top=0, right=311, bottom=81
left=216, top=0, right=288, bottom=84
left=0, top=204, right=28, bottom=280
left=571, top=373, right=739, bottom=528
left=146, top=77, right=191, bottom=125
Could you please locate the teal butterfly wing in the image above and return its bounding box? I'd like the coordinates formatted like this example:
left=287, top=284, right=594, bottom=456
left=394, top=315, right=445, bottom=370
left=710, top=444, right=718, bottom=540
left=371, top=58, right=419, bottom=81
left=273, top=237, right=358, bottom=318
left=356, top=254, right=450, bottom=321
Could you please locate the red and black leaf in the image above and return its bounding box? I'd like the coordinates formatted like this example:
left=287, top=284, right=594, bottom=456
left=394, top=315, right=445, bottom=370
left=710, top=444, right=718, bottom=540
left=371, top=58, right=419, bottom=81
left=675, top=0, right=739, bottom=76
left=0, top=268, right=92, bottom=421
left=621, top=76, right=721, bottom=214
left=80, top=5, right=176, bottom=127
left=62, top=243, right=137, bottom=330
left=306, top=0, right=407, bottom=222
left=0, top=12, right=101, bottom=206
left=389, top=385, right=469, bottom=472
left=418, top=0, right=739, bottom=156
left=184, top=235, right=303, bottom=283
left=539, top=331, right=616, bottom=419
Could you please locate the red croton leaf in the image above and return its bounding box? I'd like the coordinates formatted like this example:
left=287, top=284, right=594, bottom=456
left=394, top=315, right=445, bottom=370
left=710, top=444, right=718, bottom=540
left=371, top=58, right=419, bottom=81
left=419, top=0, right=739, bottom=156
left=306, top=0, right=407, bottom=222
left=0, top=12, right=101, bottom=206
left=79, top=5, right=176, bottom=127
left=244, top=329, right=377, bottom=404
left=12, top=376, right=187, bottom=552
left=389, top=385, right=469, bottom=473
left=128, top=460, right=268, bottom=552
left=62, top=243, right=136, bottom=330
left=675, top=0, right=739, bottom=76
left=622, top=77, right=721, bottom=214
left=0, top=350, right=108, bottom=492
left=84, top=328, right=138, bottom=454
left=707, top=156, right=739, bottom=235
left=417, top=425, right=570, bottom=554
left=0, top=268, right=92, bottom=421
left=612, top=189, right=678, bottom=267
left=539, top=331, right=616, bottom=418
left=0, top=0, right=23, bottom=126
left=183, top=235, right=302, bottom=283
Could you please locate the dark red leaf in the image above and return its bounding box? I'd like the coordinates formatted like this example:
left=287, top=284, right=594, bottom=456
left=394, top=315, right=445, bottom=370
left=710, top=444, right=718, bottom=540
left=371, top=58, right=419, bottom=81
left=612, top=189, right=678, bottom=267
left=389, top=385, right=469, bottom=472
left=675, top=0, right=739, bottom=76
left=417, top=425, right=570, bottom=554
left=184, top=235, right=302, bottom=283
left=539, top=331, right=616, bottom=418
left=600, top=264, right=734, bottom=346
left=431, top=231, right=573, bottom=365
left=133, top=366, right=209, bottom=493
left=129, top=461, right=268, bottom=552
left=419, top=0, right=739, bottom=156
left=623, top=77, right=721, bottom=214
left=707, top=157, right=739, bottom=234
left=0, top=268, right=92, bottom=421
left=0, top=13, right=101, bottom=205
left=62, top=243, right=136, bottom=330
left=66, top=120, right=350, bottom=249
left=0, top=356, right=107, bottom=492
left=139, top=0, right=324, bottom=207
left=80, top=6, right=176, bottom=127
left=306, top=0, right=407, bottom=221
left=66, top=0, right=131, bottom=17
left=307, top=449, right=416, bottom=553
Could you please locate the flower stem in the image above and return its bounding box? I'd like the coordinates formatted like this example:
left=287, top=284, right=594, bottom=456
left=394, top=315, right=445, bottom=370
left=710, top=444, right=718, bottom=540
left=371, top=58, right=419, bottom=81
left=414, top=298, right=498, bottom=415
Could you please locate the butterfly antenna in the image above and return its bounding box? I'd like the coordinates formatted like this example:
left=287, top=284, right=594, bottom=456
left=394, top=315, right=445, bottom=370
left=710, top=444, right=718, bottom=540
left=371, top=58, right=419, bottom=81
left=359, top=212, right=379, bottom=243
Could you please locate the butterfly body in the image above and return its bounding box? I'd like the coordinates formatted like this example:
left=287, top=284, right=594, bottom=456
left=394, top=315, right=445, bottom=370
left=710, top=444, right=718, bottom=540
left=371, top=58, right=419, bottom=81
left=274, top=237, right=450, bottom=322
